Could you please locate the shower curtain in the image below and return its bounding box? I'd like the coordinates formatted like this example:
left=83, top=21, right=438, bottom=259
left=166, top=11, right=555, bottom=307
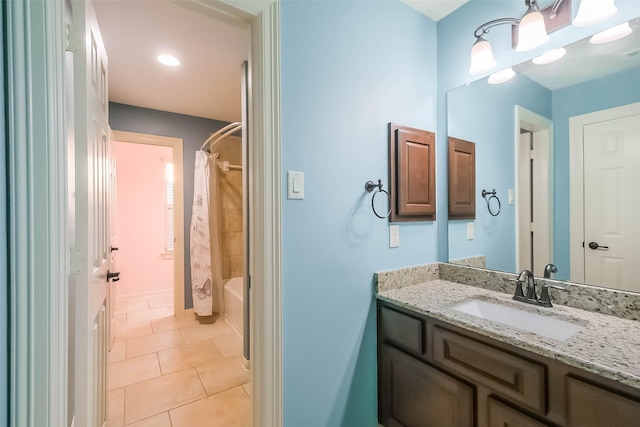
left=190, top=150, right=224, bottom=316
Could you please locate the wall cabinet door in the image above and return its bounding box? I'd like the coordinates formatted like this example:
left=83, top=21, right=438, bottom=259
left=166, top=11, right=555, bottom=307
left=379, top=345, right=473, bottom=427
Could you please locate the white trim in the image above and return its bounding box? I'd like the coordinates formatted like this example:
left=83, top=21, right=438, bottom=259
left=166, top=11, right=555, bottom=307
left=113, top=130, right=186, bottom=318
left=569, top=102, right=640, bottom=283
left=6, top=0, right=68, bottom=426
left=514, top=106, right=554, bottom=273
left=250, top=2, right=283, bottom=425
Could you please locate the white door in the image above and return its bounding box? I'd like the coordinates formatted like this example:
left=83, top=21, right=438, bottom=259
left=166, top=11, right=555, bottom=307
left=108, top=128, right=119, bottom=349
left=517, top=127, right=553, bottom=276
left=71, top=0, right=110, bottom=425
left=583, top=114, right=640, bottom=291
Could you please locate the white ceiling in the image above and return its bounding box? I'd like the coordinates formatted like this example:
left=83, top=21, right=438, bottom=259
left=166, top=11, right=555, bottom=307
left=95, top=0, right=466, bottom=122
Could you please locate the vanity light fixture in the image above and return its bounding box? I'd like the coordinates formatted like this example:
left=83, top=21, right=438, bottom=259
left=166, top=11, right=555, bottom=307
left=469, top=0, right=572, bottom=75
left=573, top=0, right=617, bottom=28
left=157, top=54, right=180, bottom=67
left=532, top=47, right=567, bottom=64
left=590, top=22, right=632, bottom=45
left=488, top=68, right=516, bottom=85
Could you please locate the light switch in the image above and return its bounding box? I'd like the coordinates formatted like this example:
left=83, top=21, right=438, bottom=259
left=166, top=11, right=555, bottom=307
left=287, top=171, right=304, bottom=199
left=508, top=189, right=515, bottom=205
left=467, top=222, right=474, bottom=240
left=389, top=225, right=400, bottom=248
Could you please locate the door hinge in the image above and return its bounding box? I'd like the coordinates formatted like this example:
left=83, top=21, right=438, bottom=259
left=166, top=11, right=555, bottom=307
left=66, top=24, right=81, bottom=53
left=69, top=247, right=85, bottom=274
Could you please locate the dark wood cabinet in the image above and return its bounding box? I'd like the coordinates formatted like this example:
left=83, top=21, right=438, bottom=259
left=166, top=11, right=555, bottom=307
left=377, top=300, right=640, bottom=427
left=389, top=123, right=436, bottom=222
left=379, top=345, right=473, bottom=427
left=448, top=137, right=476, bottom=220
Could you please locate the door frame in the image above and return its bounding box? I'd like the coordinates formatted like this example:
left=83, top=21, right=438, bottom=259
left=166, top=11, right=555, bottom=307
left=569, top=101, right=640, bottom=283
left=5, top=0, right=282, bottom=426
left=112, top=130, right=186, bottom=318
left=514, top=106, right=554, bottom=274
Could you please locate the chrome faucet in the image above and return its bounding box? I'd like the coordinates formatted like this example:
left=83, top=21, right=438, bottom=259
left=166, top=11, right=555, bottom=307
left=543, top=263, right=558, bottom=279
left=511, top=269, right=568, bottom=307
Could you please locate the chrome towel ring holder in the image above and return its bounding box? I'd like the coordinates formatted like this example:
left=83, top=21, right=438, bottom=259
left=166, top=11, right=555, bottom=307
left=481, top=188, right=501, bottom=216
left=365, top=179, right=391, bottom=219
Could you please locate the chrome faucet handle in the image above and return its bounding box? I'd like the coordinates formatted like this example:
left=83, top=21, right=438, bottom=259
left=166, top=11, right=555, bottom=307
left=539, top=283, right=569, bottom=307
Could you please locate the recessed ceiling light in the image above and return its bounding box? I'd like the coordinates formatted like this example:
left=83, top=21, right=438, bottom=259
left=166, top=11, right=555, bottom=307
left=590, top=22, right=632, bottom=45
left=533, top=47, right=567, bottom=65
left=488, top=68, right=515, bottom=85
left=157, top=54, right=180, bottom=67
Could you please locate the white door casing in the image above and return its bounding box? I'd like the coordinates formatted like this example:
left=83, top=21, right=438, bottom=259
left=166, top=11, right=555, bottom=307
left=570, top=102, right=640, bottom=290
left=582, top=114, right=640, bottom=291
left=70, top=0, right=110, bottom=425
left=515, top=106, right=554, bottom=276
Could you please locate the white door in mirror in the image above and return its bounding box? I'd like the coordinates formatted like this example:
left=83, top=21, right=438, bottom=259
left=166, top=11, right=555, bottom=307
left=584, top=114, right=640, bottom=292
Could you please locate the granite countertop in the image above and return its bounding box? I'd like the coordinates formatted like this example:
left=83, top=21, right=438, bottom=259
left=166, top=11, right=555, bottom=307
left=377, top=279, right=640, bottom=390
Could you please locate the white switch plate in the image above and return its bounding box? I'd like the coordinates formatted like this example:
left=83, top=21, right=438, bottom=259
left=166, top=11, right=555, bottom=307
left=508, top=189, right=515, bottom=205
left=389, top=225, right=400, bottom=248
left=466, top=222, right=474, bottom=240
left=287, top=171, right=304, bottom=199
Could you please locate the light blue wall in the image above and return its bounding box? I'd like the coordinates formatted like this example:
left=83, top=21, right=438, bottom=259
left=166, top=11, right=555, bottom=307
left=109, top=103, right=232, bottom=309
left=438, top=0, right=640, bottom=267
left=552, top=66, right=640, bottom=276
left=448, top=75, right=551, bottom=272
left=280, top=1, right=437, bottom=424
left=0, top=4, right=8, bottom=425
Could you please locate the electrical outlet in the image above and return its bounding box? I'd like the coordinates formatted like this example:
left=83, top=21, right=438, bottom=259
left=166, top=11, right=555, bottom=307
left=389, top=225, right=400, bottom=248
left=467, top=222, right=474, bottom=240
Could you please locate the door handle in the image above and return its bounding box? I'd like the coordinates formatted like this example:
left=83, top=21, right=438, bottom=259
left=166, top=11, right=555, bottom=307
left=107, top=271, right=120, bottom=282
left=110, top=246, right=119, bottom=252
left=588, top=241, right=609, bottom=250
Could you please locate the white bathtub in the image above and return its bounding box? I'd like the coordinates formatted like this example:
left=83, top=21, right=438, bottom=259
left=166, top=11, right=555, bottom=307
left=224, top=277, right=243, bottom=337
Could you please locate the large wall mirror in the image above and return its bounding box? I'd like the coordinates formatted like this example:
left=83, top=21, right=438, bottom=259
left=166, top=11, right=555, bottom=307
left=447, top=16, right=640, bottom=293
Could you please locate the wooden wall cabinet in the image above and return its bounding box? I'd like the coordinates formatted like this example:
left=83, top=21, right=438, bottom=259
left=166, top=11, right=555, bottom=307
left=377, top=301, right=640, bottom=427
left=448, top=137, right=476, bottom=220
left=389, top=124, right=436, bottom=222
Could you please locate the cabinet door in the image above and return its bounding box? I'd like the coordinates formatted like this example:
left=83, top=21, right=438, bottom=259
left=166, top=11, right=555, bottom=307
left=487, top=398, right=549, bottom=427
left=379, top=345, right=473, bottom=427
left=566, top=376, right=640, bottom=426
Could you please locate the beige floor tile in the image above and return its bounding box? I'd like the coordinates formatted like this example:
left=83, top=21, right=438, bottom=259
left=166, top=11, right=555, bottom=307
left=212, top=332, right=243, bottom=358
left=115, top=322, right=153, bottom=342
left=169, top=386, right=250, bottom=427
left=157, top=340, right=223, bottom=374
left=124, top=368, right=206, bottom=425
left=109, top=341, right=126, bottom=364
left=118, top=297, right=150, bottom=313
left=242, top=382, right=251, bottom=397
left=179, top=320, right=235, bottom=344
left=109, top=353, right=161, bottom=390
left=126, top=330, right=184, bottom=359
left=196, top=355, right=250, bottom=395
left=127, top=307, right=174, bottom=324
left=151, top=314, right=200, bottom=334
left=125, top=412, right=172, bottom=427
left=107, top=387, right=125, bottom=427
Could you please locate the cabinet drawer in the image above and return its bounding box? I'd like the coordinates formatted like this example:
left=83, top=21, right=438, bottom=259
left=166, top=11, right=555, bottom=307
left=433, top=326, right=546, bottom=413
left=566, top=376, right=640, bottom=426
left=379, top=306, right=425, bottom=355
left=487, top=398, right=549, bottom=427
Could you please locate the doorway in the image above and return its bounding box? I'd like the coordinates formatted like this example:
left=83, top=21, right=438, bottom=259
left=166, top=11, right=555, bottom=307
left=515, top=106, right=554, bottom=276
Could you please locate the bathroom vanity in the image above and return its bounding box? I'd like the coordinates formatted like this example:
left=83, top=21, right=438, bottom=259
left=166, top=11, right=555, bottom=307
left=375, top=264, right=640, bottom=427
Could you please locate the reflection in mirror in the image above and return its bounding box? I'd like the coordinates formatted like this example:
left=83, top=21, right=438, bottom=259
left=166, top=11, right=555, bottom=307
left=447, top=17, right=640, bottom=293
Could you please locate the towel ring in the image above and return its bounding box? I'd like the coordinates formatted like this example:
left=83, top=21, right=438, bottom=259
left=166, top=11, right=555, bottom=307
left=481, top=188, right=501, bottom=217
left=365, top=179, right=391, bottom=219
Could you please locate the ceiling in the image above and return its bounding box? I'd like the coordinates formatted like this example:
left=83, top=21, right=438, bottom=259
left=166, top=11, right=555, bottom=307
left=95, top=0, right=466, bottom=122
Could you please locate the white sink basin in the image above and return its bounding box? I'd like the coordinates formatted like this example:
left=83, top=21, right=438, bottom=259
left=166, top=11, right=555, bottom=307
left=452, top=299, right=583, bottom=342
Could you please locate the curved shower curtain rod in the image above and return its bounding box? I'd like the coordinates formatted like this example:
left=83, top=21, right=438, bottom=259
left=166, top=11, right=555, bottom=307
left=200, top=121, right=242, bottom=152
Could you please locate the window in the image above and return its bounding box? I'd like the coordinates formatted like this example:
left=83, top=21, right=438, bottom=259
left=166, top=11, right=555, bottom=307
left=165, top=162, right=174, bottom=253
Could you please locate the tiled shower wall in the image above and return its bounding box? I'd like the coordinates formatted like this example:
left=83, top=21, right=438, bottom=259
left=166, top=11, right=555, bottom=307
left=213, top=136, right=243, bottom=280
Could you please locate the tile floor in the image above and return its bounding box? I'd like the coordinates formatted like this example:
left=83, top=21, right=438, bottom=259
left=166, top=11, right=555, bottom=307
left=107, top=291, right=250, bottom=426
